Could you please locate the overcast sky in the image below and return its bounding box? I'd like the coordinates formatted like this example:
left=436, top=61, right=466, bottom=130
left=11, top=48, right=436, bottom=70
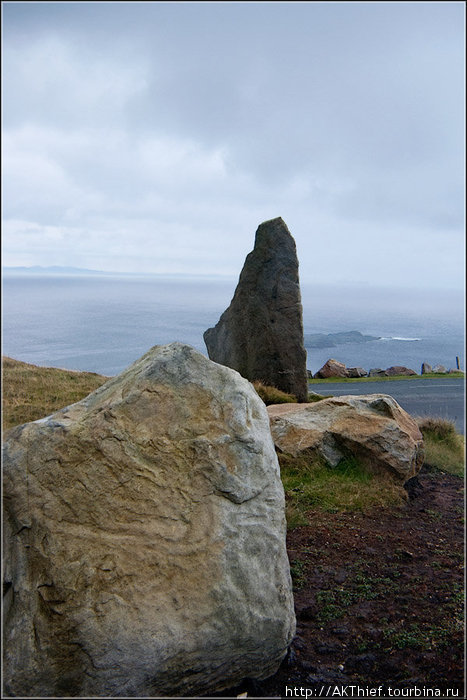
left=2, top=1, right=465, bottom=289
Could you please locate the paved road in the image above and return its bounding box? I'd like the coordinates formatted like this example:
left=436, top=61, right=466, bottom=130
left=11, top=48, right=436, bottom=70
left=309, top=377, right=465, bottom=434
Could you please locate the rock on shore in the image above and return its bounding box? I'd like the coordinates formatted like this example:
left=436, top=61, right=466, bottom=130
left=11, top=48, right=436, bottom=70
left=3, top=343, right=295, bottom=697
left=314, top=360, right=417, bottom=379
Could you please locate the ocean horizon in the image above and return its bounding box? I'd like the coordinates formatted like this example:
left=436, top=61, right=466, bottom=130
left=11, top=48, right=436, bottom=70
left=2, top=272, right=465, bottom=378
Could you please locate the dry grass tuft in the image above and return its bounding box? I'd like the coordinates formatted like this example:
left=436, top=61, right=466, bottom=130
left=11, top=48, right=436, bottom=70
left=2, top=356, right=108, bottom=432
left=416, top=416, right=464, bottom=477
left=252, top=381, right=298, bottom=405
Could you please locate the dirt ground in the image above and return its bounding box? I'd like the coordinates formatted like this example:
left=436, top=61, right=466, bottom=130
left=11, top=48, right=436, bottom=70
left=214, top=464, right=464, bottom=698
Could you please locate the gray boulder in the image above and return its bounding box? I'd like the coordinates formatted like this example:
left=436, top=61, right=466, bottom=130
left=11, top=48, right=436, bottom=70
left=369, top=368, right=388, bottom=377
left=347, top=367, right=367, bottom=378
left=385, top=366, right=417, bottom=376
left=432, top=364, right=447, bottom=374
left=421, top=363, right=432, bottom=374
left=204, top=217, right=308, bottom=402
left=3, top=343, right=295, bottom=698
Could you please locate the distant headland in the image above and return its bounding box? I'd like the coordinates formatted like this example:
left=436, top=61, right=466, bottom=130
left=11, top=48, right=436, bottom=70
left=304, top=330, right=380, bottom=348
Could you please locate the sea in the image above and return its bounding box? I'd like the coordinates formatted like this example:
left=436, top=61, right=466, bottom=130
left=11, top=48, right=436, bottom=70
left=2, top=273, right=465, bottom=378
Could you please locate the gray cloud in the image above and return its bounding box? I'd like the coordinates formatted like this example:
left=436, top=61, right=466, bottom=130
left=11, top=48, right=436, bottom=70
left=2, top=1, right=465, bottom=288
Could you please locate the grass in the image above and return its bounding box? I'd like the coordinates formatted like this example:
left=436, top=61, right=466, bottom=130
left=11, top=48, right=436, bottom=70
left=281, top=417, right=465, bottom=528
left=252, top=381, right=298, bottom=405
left=417, top=417, right=465, bottom=477
left=280, top=452, right=408, bottom=528
left=289, top=560, right=307, bottom=590
left=253, top=381, right=331, bottom=406
left=2, top=356, right=108, bottom=432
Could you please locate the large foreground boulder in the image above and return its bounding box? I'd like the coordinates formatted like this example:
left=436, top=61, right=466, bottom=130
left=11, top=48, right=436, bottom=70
left=267, top=394, right=424, bottom=483
left=204, top=217, right=308, bottom=402
left=3, top=343, right=295, bottom=697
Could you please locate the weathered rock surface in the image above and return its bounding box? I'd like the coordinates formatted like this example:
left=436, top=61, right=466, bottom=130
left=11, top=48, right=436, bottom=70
left=385, top=366, right=417, bottom=376
left=421, top=362, right=432, bottom=375
left=3, top=343, right=295, bottom=698
left=346, top=367, right=367, bottom=378
left=203, top=217, right=308, bottom=402
left=313, top=358, right=348, bottom=379
left=368, top=368, right=388, bottom=377
left=432, top=364, right=447, bottom=374
left=267, top=395, right=424, bottom=483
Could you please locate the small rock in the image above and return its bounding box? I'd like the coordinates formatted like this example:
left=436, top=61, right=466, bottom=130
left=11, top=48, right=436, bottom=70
left=283, top=646, right=298, bottom=668
left=421, top=362, right=432, bottom=374
left=404, top=475, right=423, bottom=500
left=347, top=367, right=367, bottom=378
left=334, top=569, right=347, bottom=584
left=315, top=642, right=341, bottom=655
left=432, top=364, right=447, bottom=374
left=300, top=660, right=318, bottom=673
left=292, top=635, right=307, bottom=651
left=297, top=606, right=317, bottom=621
left=331, top=627, right=350, bottom=641
left=385, top=366, right=417, bottom=376
left=368, top=368, right=388, bottom=377
left=345, top=654, right=376, bottom=674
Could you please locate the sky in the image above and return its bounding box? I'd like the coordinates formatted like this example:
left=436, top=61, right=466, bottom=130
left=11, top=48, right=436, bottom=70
left=2, top=1, right=465, bottom=289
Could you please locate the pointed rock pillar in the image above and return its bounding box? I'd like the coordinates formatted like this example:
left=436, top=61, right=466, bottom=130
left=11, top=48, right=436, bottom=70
left=204, top=217, right=308, bottom=402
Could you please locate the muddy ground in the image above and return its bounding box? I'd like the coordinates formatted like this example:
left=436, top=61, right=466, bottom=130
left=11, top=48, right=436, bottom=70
left=215, top=464, right=464, bottom=698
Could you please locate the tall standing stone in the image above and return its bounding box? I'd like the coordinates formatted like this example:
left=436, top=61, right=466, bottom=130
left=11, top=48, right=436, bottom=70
left=204, top=217, right=308, bottom=402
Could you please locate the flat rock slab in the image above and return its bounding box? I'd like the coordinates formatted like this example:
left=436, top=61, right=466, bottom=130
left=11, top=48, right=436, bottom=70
left=3, top=343, right=295, bottom=697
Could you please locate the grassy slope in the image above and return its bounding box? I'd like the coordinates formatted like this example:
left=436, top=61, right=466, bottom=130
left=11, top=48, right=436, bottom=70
left=2, top=356, right=108, bottom=432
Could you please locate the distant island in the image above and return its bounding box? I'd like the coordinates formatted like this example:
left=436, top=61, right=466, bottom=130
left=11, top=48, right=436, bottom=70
left=304, top=330, right=381, bottom=348
left=2, top=266, right=234, bottom=281
left=3, top=266, right=111, bottom=275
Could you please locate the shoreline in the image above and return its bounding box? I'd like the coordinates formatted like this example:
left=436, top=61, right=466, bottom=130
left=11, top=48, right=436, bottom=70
left=309, top=372, right=464, bottom=384
left=3, top=356, right=464, bottom=382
